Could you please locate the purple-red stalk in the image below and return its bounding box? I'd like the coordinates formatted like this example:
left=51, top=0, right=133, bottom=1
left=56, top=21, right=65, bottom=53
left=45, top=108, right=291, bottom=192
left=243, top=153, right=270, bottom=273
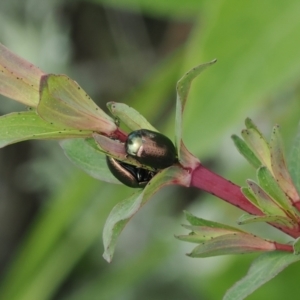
left=274, top=242, right=294, bottom=253
left=112, top=127, right=127, bottom=142
left=190, top=164, right=300, bottom=239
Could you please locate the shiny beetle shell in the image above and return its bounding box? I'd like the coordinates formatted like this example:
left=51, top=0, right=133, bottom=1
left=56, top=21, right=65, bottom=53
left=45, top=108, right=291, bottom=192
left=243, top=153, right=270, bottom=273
left=125, top=129, right=177, bottom=169
left=106, top=156, right=155, bottom=188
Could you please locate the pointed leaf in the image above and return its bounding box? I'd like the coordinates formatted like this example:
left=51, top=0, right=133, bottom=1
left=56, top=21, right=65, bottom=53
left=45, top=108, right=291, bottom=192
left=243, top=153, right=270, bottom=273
left=257, top=166, right=297, bottom=216
left=237, top=213, right=295, bottom=229
left=175, top=60, right=216, bottom=159
left=241, top=127, right=272, bottom=171
left=241, top=186, right=259, bottom=207
left=177, top=225, right=244, bottom=244
left=38, top=74, right=117, bottom=135
left=188, top=233, right=275, bottom=258
left=231, top=134, right=261, bottom=168
left=103, top=165, right=190, bottom=262
left=270, top=124, right=300, bottom=203
left=0, top=111, right=92, bottom=148
left=0, top=43, right=44, bottom=106
left=60, top=138, right=120, bottom=184
left=106, top=102, right=158, bottom=132
left=224, top=251, right=300, bottom=300
left=184, top=211, right=244, bottom=231
left=246, top=180, right=286, bottom=217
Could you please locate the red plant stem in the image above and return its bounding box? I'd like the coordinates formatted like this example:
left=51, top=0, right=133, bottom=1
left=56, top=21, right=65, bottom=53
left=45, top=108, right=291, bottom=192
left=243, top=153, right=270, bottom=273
left=274, top=242, right=294, bottom=253
left=112, top=127, right=128, bottom=142
left=190, top=164, right=300, bottom=238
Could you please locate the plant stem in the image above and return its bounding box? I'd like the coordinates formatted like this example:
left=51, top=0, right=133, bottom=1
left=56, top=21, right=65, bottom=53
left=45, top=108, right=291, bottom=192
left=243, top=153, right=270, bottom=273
left=113, top=127, right=127, bottom=142
left=274, top=242, right=294, bottom=253
left=190, top=164, right=300, bottom=238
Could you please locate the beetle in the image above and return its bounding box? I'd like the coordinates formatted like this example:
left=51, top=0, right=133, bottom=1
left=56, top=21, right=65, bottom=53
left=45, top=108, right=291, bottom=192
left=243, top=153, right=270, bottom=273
left=106, top=156, right=156, bottom=188
left=125, top=129, right=177, bottom=169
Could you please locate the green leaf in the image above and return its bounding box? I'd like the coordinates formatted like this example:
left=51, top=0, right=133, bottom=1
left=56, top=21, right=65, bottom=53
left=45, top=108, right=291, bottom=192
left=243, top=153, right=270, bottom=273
left=224, top=251, right=300, bottom=300
left=231, top=134, right=261, bottom=168
left=102, top=165, right=190, bottom=262
left=37, top=74, right=117, bottom=135
left=237, top=213, right=295, bottom=229
left=187, top=233, right=275, bottom=258
left=106, top=102, right=158, bottom=132
left=0, top=111, right=92, bottom=148
left=177, top=225, right=244, bottom=244
left=175, top=60, right=216, bottom=160
left=270, top=124, right=300, bottom=203
left=184, top=211, right=244, bottom=231
left=289, top=123, right=300, bottom=195
left=257, top=166, right=297, bottom=216
left=241, top=126, right=271, bottom=171
left=0, top=43, right=44, bottom=106
left=241, top=186, right=259, bottom=207
left=246, top=180, right=286, bottom=217
left=60, top=138, right=120, bottom=184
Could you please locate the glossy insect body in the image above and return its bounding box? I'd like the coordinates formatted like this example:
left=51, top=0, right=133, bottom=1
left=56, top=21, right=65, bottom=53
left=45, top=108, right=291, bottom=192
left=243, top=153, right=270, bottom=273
left=106, top=156, right=156, bottom=188
left=125, top=129, right=177, bottom=169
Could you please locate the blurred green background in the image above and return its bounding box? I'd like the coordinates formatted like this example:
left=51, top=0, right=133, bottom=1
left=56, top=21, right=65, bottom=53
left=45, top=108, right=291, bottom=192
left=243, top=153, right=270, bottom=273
left=1, top=0, right=300, bottom=299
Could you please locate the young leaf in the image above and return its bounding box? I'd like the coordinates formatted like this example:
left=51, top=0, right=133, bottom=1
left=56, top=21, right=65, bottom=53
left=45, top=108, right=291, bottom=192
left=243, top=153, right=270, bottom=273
left=237, top=213, right=295, bottom=229
left=0, top=43, right=44, bottom=106
left=257, top=166, right=298, bottom=217
left=184, top=211, right=244, bottom=231
left=241, top=186, right=259, bottom=207
left=60, top=138, right=120, bottom=184
left=270, top=125, right=300, bottom=203
left=224, top=251, right=300, bottom=300
left=246, top=180, right=286, bottom=217
left=187, top=233, right=275, bottom=258
left=102, top=165, right=190, bottom=262
left=231, top=134, right=261, bottom=168
left=0, top=111, right=92, bottom=148
left=177, top=225, right=244, bottom=244
left=175, top=60, right=216, bottom=160
left=106, top=102, right=158, bottom=132
left=241, top=126, right=272, bottom=171
left=38, top=74, right=117, bottom=135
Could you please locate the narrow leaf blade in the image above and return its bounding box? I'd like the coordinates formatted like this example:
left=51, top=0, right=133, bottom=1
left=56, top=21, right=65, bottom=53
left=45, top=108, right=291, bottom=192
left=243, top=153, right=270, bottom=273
left=107, top=102, right=158, bottom=132
left=257, top=166, right=297, bottom=215
left=231, top=134, right=261, bottom=168
left=247, top=180, right=286, bottom=217
left=38, top=74, right=117, bottom=134
left=0, top=43, right=44, bottom=106
left=184, top=211, right=244, bottom=231
left=175, top=60, right=216, bottom=157
left=60, top=138, right=120, bottom=184
left=103, top=165, right=190, bottom=262
left=0, top=111, right=92, bottom=148
left=241, top=127, right=271, bottom=171
left=224, top=251, right=300, bottom=300
left=237, top=213, right=295, bottom=229
left=188, top=234, right=275, bottom=258
left=270, top=125, right=300, bottom=203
